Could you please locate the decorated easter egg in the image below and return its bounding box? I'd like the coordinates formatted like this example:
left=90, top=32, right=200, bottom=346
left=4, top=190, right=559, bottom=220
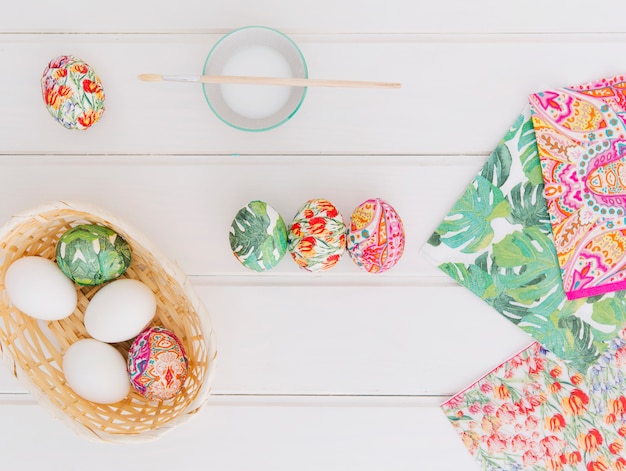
left=288, top=198, right=346, bottom=272
left=56, top=224, right=131, bottom=286
left=127, top=326, right=188, bottom=401
left=347, top=198, right=405, bottom=273
left=41, top=55, right=105, bottom=130
left=229, top=200, right=288, bottom=272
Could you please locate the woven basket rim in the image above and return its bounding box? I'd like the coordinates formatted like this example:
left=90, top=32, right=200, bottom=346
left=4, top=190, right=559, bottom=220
left=0, top=200, right=218, bottom=443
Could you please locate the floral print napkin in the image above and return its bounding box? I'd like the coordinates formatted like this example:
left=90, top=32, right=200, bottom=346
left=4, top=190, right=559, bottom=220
left=422, top=107, right=626, bottom=373
left=529, top=76, right=626, bottom=300
left=442, top=330, right=626, bottom=471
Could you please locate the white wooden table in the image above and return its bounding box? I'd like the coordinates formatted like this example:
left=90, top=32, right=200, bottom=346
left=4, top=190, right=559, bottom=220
left=1, top=2, right=624, bottom=469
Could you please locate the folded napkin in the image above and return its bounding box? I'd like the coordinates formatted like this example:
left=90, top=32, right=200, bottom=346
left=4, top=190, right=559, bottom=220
left=441, top=331, right=626, bottom=471
left=529, top=76, right=626, bottom=300
left=422, top=101, right=626, bottom=373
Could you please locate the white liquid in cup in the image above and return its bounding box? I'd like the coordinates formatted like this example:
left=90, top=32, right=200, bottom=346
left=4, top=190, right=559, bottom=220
left=220, top=45, right=293, bottom=120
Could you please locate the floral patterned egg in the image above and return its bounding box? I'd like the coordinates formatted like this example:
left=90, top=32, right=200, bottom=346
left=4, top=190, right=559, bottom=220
left=41, top=55, right=105, bottom=130
left=229, top=200, right=288, bottom=272
left=127, top=326, right=188, bottom=402
left=347, top=198, right=405, bottom=273
left=56, top=224, right=131, bottom=286
left=288, top=198, right=346, bottom=272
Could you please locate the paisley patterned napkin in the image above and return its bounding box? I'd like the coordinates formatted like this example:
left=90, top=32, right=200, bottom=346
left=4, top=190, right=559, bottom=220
left=529, top=76, right=626, bottom=300
left=422, top=106, right=626, bottom=373
left=441, top=331, right=626, bottom=471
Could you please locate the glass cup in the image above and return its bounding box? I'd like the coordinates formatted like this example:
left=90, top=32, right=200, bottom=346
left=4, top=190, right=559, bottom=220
left=202, top=26, right=308, bottom=132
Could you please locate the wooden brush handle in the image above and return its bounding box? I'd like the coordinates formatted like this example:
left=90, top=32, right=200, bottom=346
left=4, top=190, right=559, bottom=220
left=138, top=73, right=401, bottom=89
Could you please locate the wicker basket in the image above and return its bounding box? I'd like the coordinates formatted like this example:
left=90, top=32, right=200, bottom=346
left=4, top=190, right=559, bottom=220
left=0, top=201, right=217, bottom=443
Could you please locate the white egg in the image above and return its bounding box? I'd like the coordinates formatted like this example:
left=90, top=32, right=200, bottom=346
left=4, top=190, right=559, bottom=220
left=4, top=256, right=77, bottom=320
left=84, top=278, right=156, bottom=343
left=62, top=339, right=130, bottom=404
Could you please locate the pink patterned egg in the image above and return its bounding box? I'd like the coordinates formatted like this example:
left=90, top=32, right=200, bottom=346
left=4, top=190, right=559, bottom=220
left=347, top=198, right=405, bottom=273
left=127, top=326, right=188, bottom=401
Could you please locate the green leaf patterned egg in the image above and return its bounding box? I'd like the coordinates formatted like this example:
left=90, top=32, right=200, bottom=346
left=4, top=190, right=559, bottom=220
left=229, top=201, right=288, bottom=272
left=56, top=224, right=132, bottom=286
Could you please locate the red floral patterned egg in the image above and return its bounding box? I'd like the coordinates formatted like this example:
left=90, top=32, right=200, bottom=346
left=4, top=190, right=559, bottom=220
left=288, top=198, right=346, bottom=272
left=41, top=55, right=105, bottom=130
left=127, top=326, right=188, bottom=401
left=347, top=198, right=405, bottom=273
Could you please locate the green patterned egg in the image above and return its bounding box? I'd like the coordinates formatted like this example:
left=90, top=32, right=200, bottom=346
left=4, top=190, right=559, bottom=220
left=56, top=224, right=132, bottom=286
left=229, top=201, right=288, bottom=272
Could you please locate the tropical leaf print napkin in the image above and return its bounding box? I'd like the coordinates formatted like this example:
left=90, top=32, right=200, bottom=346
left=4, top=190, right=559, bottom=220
left=422, top=107, right=626, bottom=373
left=441, top=331, right=626, bottom=471
left=529, top=76, right=626, bottom=300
